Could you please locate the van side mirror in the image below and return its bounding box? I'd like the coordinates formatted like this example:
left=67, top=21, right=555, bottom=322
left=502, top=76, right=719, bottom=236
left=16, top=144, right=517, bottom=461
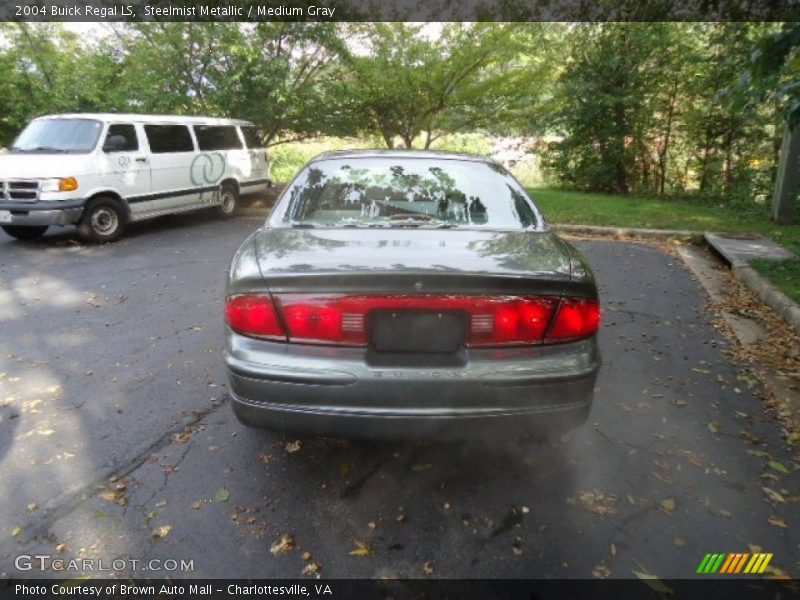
left=103, top=135, right=128, bottom=152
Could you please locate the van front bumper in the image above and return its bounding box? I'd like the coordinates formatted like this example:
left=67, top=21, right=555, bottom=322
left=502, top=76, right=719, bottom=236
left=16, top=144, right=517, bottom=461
left=0, top=201, right=84, bottom=226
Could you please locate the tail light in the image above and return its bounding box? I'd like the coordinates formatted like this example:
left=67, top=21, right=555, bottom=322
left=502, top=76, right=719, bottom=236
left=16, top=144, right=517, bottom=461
left=225, top=294, right=285, bottom=340
left=225, top=294, right=599, bottom=347
left=547, top=298, right=601, bottom=341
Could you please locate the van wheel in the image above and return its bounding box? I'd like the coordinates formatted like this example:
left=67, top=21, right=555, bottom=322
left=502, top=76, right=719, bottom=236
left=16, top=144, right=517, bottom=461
left=77, top=196, right=127, bottom=243
left=1, top=225, right=48, bottom=240
left=216, top=182, right=239, bottom=219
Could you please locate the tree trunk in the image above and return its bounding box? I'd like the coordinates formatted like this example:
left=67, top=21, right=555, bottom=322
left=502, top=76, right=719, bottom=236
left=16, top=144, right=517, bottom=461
left=722, top=119, right=735, bottom=199
left=699, top=135, right=712, bottom=192
left=772, top=123, right=800, bottom=224
left=658, top=81, right=677, bottom=196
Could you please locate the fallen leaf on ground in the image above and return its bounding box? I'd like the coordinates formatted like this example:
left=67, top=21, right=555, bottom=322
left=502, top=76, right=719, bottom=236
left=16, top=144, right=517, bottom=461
left=768, top=460, right=789, bottom=474
left=285, top=440, right=302, bottom=454
left=763, top=487, right=786, bottom=503
left=99, top=489, right=127, bottom=506
left=301, top=551, right=312, bottom=561
left=301, top=562, right=321, bottom=576
left=707, top=421, right=721, bottom=434
left=349, top=540, right=371, bottom=557
left=592, top=563, right=612, bottom=578
left=422, top=561, right=434, bottom=576
left=270, top=533, right=295, bottom=556
left=215, top=488, right=231, bottom=503
left=410, top=463, right=433, bottom=472
left=171, top=430, right=193, bottom=444
left=339, top=463, right=350, bottom=477
left=55, top=543, right=66, bottom=553
left=575, top=490, right=618, bottom=516
left=673, top=537, right=686, bottom=547
left=152, top=525, right=172, bottom=539
left=11, top=526, right=21, bottom=537
left=660, top=498, right=677, bottom=515
left=767, top=515, right=788, bottom=528
left=632, top=566, right=673, bottom=595
left=764, top=566, right=792, bottom=580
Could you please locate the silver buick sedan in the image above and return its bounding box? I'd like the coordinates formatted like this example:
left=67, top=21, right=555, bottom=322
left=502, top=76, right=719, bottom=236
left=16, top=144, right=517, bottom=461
left=223, top=150, right=600, bottom=439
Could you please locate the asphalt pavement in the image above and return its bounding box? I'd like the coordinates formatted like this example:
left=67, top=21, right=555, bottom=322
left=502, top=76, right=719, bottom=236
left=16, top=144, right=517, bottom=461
left=0, top=212, right=797, bottom=580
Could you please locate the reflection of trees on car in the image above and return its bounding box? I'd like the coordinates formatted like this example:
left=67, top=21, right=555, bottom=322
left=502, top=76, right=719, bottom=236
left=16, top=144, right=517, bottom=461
left=281, top=157, right=539, bottom=229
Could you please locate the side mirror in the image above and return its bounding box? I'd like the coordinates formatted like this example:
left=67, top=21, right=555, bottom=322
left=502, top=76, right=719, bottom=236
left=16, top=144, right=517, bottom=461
left=103, top=135, right=128, bottom=152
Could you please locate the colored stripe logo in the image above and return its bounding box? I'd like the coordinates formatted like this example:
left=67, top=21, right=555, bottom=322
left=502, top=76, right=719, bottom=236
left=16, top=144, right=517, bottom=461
left=696, top=553, right=772, bottom=574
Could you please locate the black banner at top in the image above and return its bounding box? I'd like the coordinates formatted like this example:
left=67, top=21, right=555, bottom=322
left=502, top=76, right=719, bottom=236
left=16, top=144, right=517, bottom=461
left=3, top=0, right=800, bottom=22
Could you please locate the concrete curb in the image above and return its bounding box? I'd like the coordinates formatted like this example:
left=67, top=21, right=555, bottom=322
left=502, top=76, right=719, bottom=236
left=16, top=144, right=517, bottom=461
left=552, top=223, right=703, bottom=242
left=731, top=264, right=800, bottom=336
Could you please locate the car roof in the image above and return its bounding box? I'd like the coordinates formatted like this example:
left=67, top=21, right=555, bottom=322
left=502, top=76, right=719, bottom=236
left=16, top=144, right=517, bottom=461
left=35, top=113, right=255, bottom=127
left=310, top=149, right=499, bottom=164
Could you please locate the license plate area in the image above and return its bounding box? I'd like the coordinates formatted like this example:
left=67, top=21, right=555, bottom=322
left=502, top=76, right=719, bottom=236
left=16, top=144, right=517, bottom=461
left=0, top=211, right=11, bottom=224
left=369, top=310, right=467, bottom=353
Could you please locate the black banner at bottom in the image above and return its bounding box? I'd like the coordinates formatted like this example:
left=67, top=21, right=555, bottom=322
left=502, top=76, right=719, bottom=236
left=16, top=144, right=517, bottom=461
left=1, top=579, right=799, bottom=600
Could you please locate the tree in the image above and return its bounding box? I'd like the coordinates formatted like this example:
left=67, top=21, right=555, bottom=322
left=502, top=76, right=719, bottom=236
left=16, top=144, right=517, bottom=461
left=543, top=24, right=668, bottom=193
left=334, top=23, right=545, bottom=148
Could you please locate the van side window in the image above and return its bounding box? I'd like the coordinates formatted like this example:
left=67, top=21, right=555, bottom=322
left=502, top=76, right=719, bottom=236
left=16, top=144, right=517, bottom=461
left=103, top=124, right=138, bottom=152
left=144, top=125, right=195, bottom=153
left=240, top=126, right=264, bottom=149
left=194, top=126, right=243, bottom=151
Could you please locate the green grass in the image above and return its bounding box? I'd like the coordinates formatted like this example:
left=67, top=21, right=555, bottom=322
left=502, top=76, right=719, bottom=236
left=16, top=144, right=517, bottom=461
left=530, top=187, right=800, bottom=303
left=750, top=258, right=800, bottom=304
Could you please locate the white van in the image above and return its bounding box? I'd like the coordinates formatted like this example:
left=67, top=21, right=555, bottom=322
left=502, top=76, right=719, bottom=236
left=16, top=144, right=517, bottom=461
left=0, top=113, right=271, bottom=243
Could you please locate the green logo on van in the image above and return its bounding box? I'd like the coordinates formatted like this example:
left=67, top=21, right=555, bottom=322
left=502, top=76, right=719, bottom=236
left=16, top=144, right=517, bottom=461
left=191, top=152, right=226, bottom=186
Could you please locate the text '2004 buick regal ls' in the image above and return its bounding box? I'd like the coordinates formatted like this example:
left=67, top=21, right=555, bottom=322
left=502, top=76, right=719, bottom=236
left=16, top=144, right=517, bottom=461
left=223, top=150, right=600, bottom=439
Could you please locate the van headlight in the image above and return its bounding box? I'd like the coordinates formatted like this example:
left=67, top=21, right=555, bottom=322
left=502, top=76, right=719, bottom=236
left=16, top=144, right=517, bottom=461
left=41, top=177, right=78, bottom=193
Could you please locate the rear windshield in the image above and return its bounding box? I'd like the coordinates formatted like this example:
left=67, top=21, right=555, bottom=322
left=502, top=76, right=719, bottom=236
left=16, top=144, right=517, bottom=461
left=11, top=119, right=103, bottom=154
left=275, top=157, right=541, bottom=230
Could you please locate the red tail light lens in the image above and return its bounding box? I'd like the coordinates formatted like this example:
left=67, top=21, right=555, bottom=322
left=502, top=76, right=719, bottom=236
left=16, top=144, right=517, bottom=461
left=226, top=294, right=599, bottom=347
left=225, top=294, right=286, bottom=339
left=547, top=298, right=601, bottom=341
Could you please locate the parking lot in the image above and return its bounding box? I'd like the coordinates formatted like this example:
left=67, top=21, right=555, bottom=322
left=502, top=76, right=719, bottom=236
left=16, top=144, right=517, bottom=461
left=0, top=212, right=797, bottom=580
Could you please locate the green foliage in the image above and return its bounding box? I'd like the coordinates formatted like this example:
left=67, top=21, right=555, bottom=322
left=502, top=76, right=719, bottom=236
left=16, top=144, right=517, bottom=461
left=0, top=21, right=795, bottom=213
left=268, top=137, right=375, bottom=182
left=751, top=258, right=800, bottom=304
left=541, top=23, right=781, bottom=205
left=332, top=23, right=551, bottom=148
left=748, top=23, right=800, bottom=127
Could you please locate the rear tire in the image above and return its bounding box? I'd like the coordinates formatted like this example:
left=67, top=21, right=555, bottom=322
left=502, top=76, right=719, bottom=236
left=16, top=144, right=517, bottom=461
left=77, top=196, right=127, bottom=244
left=215, top=182, right=239, bottom=219
left=1, top=225, right=48, bottom=240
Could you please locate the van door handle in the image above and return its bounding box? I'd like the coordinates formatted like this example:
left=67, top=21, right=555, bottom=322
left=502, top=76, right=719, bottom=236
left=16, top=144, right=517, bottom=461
left=134, top=157, right=148, bottom=163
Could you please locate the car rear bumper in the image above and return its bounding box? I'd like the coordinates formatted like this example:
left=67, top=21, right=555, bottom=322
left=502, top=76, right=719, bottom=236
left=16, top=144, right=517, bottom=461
left=0, top=202, right=84, bottom=226
left=224, top=333, right=599, bottom=439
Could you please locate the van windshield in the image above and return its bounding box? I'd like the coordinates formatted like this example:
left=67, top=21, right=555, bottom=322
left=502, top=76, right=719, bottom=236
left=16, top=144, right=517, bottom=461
left=11, top=119, right=103, bottom=153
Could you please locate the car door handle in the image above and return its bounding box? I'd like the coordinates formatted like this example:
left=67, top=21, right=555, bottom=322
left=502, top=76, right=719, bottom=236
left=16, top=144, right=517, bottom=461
left=134, top=157, right=148, bottom=163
